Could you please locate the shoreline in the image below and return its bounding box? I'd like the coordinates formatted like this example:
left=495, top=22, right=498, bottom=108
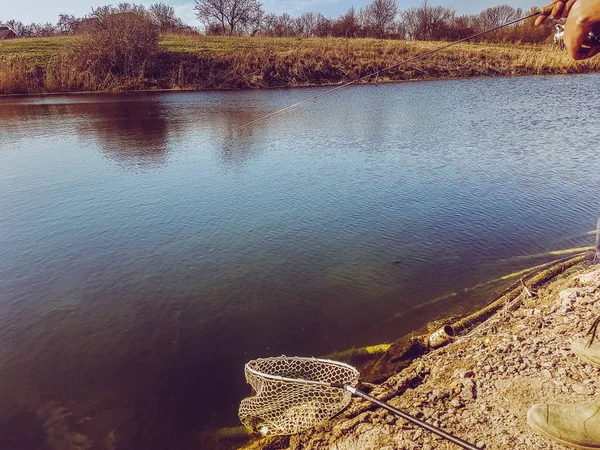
left=237, top=252, right=599, bottom=450
left=320, top=250, right=593, bottom=386
left=0, top=71, right=599, bottom=100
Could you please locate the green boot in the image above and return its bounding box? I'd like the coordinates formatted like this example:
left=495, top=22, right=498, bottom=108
left=527, top=397, right=600, bottom=449
left=572, top=337, right=600, bottom=368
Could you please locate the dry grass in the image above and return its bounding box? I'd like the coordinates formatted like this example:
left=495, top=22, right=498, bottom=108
left=2, top=34, right=600, bottom=95
left=0, top=36, right=73, bottom=63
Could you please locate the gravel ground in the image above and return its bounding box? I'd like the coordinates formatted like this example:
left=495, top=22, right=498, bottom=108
left=277, top=264, right=600, bottom=450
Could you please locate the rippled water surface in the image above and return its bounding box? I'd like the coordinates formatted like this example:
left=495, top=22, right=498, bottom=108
left=1, top=75, right=599, bottom=449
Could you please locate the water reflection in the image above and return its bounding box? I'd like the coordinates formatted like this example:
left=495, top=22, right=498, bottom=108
left=0, top=94, right=275, bottom=169
left=77, top=100, right=171, bottom=168
left=208, top=107, right=268, bottom=167
left=0, top=96, right=172, bottom=168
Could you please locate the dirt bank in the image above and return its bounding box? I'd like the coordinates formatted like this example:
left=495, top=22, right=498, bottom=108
left=244, top=257, right=600, bottom=450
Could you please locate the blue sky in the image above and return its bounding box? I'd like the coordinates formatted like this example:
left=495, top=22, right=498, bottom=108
left=0, top=0, right=547, bottom=26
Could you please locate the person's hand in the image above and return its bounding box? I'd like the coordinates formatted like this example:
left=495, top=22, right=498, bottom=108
left=563, top=0, right=600, bottom=59
left=535, top=0, right=578, bottom=25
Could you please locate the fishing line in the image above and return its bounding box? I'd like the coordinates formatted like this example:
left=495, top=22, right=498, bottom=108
left=231, top=8, right=550, bottom=132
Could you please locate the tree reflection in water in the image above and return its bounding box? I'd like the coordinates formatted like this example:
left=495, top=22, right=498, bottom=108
left=0, top=93, right=273, bottom=170
left=77, top=99, right=172, bottom=169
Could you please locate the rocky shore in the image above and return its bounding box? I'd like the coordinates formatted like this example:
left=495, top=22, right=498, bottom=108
left=245, top=258, right=600, bottom=450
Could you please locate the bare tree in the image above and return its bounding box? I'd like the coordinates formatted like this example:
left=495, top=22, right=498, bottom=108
left=447, top=14, right=477, bottom=40
left=276, top=13, right=294, bottom=37
left=477, top=5, right=522, bottom=30
left=260, top=13, right=278, bottom=36
left=115, top=3, right=145, bottom=13
left=194, top=0, right=263, bottom=35
left=57, top=14, right=81, bottom=34
left=332, top=7, right=361, bottom=38
left=360, top=0, right=398, bottom=37
left=257, top=13, right=291, bottom=37
left=400, top=1, right=454, bottom=40
left=149, top=3, right=187, bottom=32
left=314, top=13, right=332, bottom=37
left=4, top=19, right=26, bottom=37
left=29, top=22, right=56, bottom=37
left=293, top=16, right=306, bottom=37
left=295, top=12, right=318, bottom=37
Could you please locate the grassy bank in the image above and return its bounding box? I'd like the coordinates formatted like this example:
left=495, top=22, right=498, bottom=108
left=2, top=34, right=600, bottom=95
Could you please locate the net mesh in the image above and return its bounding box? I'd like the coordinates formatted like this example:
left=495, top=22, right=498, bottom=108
left=239, top=356, right=360, bottom=436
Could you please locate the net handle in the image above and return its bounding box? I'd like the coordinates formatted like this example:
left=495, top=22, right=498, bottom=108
left=243, top=356, right=480, bottom=449
left=346, top=386, right=480, bottom=450
left=245, top=356, right=360, bottom=387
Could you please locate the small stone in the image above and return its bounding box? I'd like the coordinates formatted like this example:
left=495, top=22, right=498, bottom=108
left=450, top=398, right=463, bottom=408
left=576, top=270, right=600, bottom=285
left=461, top=386, right=476, bottom=400
left=560, top=288, right=579, bottom=302
left=454, top=369, right=469, bottom=379
left=430, top=390, right=442, bottom=401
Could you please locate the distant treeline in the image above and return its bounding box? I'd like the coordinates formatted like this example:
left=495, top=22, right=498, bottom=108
left=215, top=1, right=554, bottom=44
left=1, top=0, right=555, bottom=43
left=0, top=3, right=193, bottom=38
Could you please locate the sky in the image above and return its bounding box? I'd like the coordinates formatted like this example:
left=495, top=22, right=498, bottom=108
left=0, top=0, right=547, bottom=27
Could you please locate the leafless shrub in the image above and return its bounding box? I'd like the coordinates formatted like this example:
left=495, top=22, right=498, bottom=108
left=56, top=14, right=81, bottom=35
left=148, top=3, right=188, bottom=32
left=69, top=6, right=159, bottom=81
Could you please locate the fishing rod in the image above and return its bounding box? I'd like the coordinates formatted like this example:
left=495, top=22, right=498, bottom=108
left=232, top=3, right=591, bottom=132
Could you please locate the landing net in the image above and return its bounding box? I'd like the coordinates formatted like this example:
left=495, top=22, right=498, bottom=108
left=239, top=356, right=360, bottom=436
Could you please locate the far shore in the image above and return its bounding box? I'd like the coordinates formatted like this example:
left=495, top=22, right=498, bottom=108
left=1, top=71, right=599, bottom=100
left=2, top=35, right=600, bottom=96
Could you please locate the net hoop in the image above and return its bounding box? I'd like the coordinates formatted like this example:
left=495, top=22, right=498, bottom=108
left=239, top=356, right=360, bottom=436
left=245, top=356, right=360, bottom=386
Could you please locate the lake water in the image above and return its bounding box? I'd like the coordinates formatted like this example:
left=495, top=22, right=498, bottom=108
left=1, top=75, right=599, bottom=449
